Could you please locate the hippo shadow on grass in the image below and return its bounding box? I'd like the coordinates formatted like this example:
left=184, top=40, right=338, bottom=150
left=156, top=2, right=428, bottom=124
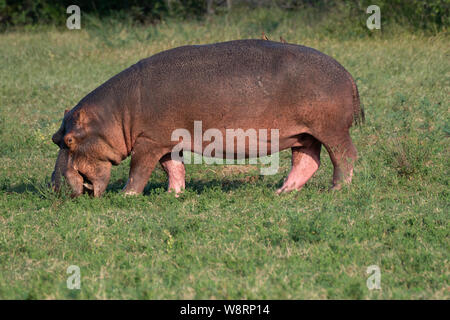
left=187, top=179, right=260, bottom=194
left=1, top=182, right=41, bottom=194
left=104, top=179, right=166, bottom=195
left=163, top=178, right=279, bottom=195
left=173, top=178, right=324, bottom=195
left=0, top=178, right=278, bottom=197
left=2, top=177, right=316, bottom=199
left=106, top=177, right=280, bottom=196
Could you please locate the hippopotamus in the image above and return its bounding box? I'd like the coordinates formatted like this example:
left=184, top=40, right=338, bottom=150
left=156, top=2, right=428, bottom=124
left=51, top=39, right=364, bottom=197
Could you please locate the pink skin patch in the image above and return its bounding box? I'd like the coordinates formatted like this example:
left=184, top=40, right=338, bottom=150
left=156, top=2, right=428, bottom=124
left=160, top=156, right=186, bottom=196
left=276, top=146, right=320, bottom=194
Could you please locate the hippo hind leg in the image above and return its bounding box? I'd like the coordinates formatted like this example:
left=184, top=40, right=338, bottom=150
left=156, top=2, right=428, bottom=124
left=322, top=131, right=357, bottom=190
left=159, top=153, right=186, bottom=196
left=276, top=137, right=321, bottom=194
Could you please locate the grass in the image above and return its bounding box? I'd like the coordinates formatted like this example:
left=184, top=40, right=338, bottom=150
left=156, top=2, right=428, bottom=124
left=0, top=8, right=449, bottom=299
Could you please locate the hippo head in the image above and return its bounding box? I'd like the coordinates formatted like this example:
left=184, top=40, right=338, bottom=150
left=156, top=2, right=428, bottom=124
left=51, top=107, right=113, bottom=197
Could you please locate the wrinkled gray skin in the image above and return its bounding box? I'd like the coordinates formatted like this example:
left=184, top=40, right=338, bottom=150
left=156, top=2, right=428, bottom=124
left=51, top=39, right=363, bottom=197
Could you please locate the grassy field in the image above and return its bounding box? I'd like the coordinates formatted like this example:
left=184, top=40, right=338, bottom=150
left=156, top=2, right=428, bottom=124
left=0, top=9, right=448, bottom=299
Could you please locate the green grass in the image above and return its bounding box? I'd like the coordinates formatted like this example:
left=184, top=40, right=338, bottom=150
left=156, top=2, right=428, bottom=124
left=0, top=9, right=449, bottom=299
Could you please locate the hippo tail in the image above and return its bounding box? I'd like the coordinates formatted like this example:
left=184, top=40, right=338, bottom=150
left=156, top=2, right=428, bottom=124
left=350, top=76, right=365, bottom=126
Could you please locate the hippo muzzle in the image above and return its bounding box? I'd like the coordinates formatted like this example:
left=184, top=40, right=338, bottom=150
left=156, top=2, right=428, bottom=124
left=51, top=148, right=94, bottom=197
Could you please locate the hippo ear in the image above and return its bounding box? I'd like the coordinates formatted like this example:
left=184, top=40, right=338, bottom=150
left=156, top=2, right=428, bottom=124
left=74, top=108, right=89, bottom=126
left=64, top=109, right=70, bottom=116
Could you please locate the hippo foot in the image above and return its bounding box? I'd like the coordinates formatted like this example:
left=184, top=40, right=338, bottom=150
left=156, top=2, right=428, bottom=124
left=168, top=188, right=184, bottom=198
left=330, top=168, right=353, bottom=191
left=330, top=184, right=342, bottom=191
left=124, top=190, right=140, bottom=196
left=276, top=183, right=303, bottom=195
left=167, top=183, right=185, bottom=197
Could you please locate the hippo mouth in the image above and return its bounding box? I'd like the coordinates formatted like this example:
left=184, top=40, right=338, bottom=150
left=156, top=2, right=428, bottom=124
left=79, top=172, right=94, bottom=194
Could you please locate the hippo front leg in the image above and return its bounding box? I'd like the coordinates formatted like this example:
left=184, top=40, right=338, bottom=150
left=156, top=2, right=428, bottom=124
left=123, top=138, right=165, bottom=195
left=159, top=153, right=185, bottom=196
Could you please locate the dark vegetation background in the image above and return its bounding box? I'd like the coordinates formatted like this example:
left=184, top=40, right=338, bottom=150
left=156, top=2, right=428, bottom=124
left=1, top=0, right=448, bottom=32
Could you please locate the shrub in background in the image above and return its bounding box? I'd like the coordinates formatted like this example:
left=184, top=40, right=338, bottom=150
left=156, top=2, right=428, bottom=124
left=0, top=0, right=448, bottom=32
